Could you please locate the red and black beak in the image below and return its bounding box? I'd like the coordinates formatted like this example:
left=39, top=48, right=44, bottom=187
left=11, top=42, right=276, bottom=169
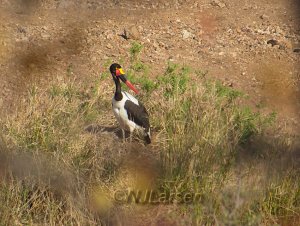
left=116, top=68, right=139, bottom=94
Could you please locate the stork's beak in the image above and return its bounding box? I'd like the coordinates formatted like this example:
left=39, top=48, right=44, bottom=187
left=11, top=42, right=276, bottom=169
left=116, top=68, right=139, bottom=94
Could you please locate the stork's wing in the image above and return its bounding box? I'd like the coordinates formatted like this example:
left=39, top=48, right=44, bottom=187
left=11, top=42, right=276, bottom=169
left=124, top=100, right=150, bottom=132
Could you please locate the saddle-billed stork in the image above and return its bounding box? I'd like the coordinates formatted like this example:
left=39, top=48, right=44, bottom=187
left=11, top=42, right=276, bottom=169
left=109, top=63, right=151, bottom=144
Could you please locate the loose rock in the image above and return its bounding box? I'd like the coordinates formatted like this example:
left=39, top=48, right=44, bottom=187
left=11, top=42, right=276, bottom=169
left=293, top=48, right=300, bottom=53
left=267, top=39, right=279, bottom=47
left=182, top=29, right=192, bottom=39
left=211, top=0, right=226, bottom=8
left=106, top=43, right=113, bottom=49
left=123, top=25, right=141, bottom=40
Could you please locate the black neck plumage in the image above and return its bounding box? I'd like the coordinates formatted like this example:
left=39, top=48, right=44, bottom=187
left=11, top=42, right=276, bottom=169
left=114, top=77, right=123, bottom=101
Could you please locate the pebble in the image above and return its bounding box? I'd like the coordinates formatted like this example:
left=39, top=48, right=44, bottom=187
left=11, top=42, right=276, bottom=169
left=293, top=48, right=300, bottom=53
left=281, top=39, right=293, bottom=49
left=17, top=26, right=26, bottom=33
left=267, top=39, right=279, bottom=46
left=41, top=33, right=50, bottom=39
left=292, top=43, right=300, bottom=53
left=57, top=0, right=75, bottom=9
left=105, top=32, right=114, bottom=40
left=259, top=14, right=269, bottom=20
left=153, top=42, right=160, bottom=51
left=231, top=52, right=237, bottom=58
left=211, top=0, right=226, bottom=8
left=106, top=43, right=113, bottom=49
left=125, top=25, right=141, bottom=40
left=182, top=29, right=192, bottom=39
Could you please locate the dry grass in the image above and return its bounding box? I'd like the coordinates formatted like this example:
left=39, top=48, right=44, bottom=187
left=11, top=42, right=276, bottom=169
left=0, top=57, right=299, bottom=225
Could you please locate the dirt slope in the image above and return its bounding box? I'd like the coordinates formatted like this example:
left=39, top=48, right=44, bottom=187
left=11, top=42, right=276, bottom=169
left=0, top=0, right=299, bottom=132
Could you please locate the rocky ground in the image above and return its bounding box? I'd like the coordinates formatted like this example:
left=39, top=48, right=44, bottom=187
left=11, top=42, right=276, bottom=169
left=0, top=0, right=299, bottom=133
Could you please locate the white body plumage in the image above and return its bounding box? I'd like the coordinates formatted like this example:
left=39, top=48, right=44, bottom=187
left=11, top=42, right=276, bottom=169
left=112, top=91, right=144, bottom=133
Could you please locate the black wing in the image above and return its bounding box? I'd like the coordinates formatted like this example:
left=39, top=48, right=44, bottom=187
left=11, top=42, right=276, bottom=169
left=124, top=100, right=150, bottom=132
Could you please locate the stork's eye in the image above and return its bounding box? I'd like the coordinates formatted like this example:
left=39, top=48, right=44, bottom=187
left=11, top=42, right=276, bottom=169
left=116, top=68, right=124, bottom=76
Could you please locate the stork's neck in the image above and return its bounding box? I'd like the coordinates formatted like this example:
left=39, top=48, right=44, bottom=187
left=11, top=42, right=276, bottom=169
left=114, top=77, right=123, bottom=101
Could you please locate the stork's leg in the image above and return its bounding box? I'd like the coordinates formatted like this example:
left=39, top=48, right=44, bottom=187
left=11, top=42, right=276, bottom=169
left=129, top=127, right=134, bottom=143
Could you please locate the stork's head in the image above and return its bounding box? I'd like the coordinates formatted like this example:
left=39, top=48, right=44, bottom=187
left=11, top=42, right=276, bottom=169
left=109, top=63, right=139, bottom=94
